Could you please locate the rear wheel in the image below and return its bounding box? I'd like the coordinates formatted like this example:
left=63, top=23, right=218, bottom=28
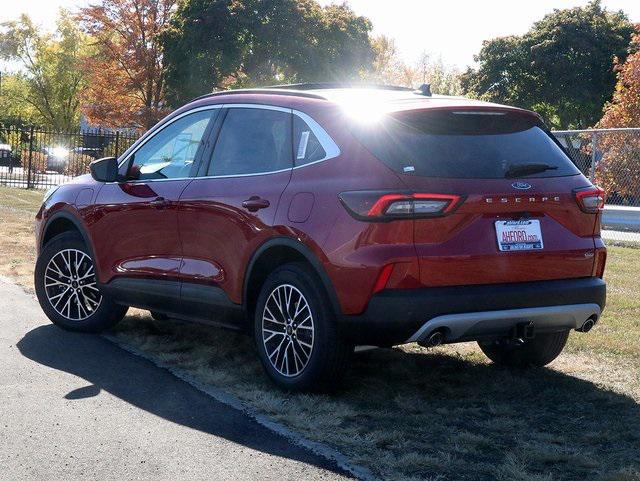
left=254, top=263, right=352, bottom=392
left=35, top=232, right=128, bottom=333
left=478, top=330, right=570, bottom=367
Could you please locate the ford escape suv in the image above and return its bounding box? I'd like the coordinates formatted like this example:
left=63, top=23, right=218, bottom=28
left=34, top=84, right=606, bottom=391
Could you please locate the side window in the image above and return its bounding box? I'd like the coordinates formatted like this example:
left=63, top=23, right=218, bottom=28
left=127, top=110, right=215, bottom=181
left=294, top=115, right=326, bottom=166
left=208, top=108, right=292, bottom=176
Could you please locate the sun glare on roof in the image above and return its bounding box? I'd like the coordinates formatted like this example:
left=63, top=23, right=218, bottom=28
left=339, top=92, right=386, bottom=124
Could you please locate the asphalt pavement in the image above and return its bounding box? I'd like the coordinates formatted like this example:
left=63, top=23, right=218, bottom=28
left=0, top=278, right=354, bottom=480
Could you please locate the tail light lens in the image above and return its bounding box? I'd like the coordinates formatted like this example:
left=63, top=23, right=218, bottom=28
left=574, top=186, right=605, bottom=213
left=339, top=191, right=463, bottom=221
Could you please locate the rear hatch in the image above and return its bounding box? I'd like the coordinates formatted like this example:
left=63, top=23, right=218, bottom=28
left=351, top=107, right=602, bottom=287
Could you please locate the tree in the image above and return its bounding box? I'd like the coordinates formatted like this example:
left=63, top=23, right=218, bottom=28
left=368, top=35, right=403, bottom=85
left=0, top=73, right=38, bottom=124
left=162, top=0, right=375, bottom=106
left=0, top=12, right=87, bottom=130
left=594, top=26, right=640, bottom=202
left=365, top=37, right=462, bottom=95
left=461, top=1, right=634, bottom=128
left=78, top=0, right=176, bottom=129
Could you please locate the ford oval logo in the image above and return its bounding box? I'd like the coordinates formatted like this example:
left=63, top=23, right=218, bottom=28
left=511, top=181, right=532, bottom=190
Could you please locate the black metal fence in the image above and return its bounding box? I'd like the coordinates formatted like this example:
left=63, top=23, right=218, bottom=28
left=0, top=125, right=139, bottom=190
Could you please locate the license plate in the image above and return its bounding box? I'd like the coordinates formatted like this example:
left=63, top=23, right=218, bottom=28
left=495, top=220, right=543, bottom=252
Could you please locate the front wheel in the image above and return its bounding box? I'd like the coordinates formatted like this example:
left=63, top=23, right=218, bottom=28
left=35, top=232, right=128, bottom=333
left=254, top=263, right=352, bottom=392
left=478, top=330, right=570, bottom=367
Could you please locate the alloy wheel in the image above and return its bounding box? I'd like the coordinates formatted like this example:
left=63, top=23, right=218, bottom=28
left=44, top=248, right=101, bottom=321
left=262, top=284, right=314, bottom=377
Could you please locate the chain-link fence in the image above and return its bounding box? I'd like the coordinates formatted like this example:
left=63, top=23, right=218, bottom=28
left=554, top=128, right=640, bottom=244
left=0, top=125, right=139, bottom=190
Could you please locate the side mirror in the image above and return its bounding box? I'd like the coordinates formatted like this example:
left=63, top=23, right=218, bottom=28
left=89, top=156, right=118, bottom=182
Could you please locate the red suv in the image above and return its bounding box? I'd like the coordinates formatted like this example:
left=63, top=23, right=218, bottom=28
left=34, top=84, right=607, bottom=391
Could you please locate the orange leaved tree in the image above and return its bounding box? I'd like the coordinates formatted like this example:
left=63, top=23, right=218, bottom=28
left=596, top=25, right=640, bottom=205
left=78, top=0, right=175, bottom=130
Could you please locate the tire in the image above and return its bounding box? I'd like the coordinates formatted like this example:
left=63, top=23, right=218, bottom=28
left=478, top=330, right=570, bottom=368
left=35, top=232, right=128, bottom=333
left=253, top=262, right=352, bottom=392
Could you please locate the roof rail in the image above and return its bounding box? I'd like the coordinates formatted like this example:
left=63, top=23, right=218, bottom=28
left=268, top=82, right=414, bottom=92
left=189, top=88, right=327, bottom=103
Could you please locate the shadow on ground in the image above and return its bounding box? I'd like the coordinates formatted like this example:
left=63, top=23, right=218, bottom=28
left=20, top=315, right=640, bottom=481
left=17, top=324, right=355, bottom=479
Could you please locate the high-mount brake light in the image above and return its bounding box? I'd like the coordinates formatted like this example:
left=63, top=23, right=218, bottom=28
left=574, top=186, right=605, bottom=214
left=339, top=191, right=463, bottom=221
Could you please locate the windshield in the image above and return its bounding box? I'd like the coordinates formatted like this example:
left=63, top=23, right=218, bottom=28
left=350, top=110, right=580, bottom=179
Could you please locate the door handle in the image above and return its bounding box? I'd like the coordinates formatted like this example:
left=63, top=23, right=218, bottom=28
left=242, top=196, right=270, bottom=212
left=150, top=196, right=169, bottom=209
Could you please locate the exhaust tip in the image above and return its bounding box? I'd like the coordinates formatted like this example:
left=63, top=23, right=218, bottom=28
left=419, top=330, right=445, bottom=348
left=577, top=317, right=596, bottom=333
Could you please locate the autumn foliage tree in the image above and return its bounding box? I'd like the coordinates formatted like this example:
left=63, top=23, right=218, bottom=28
left=364, top=36, right=462, bottom=95
left=78, top=0, right=175, bottom=129
left=595, top=25, right=640, bottom=203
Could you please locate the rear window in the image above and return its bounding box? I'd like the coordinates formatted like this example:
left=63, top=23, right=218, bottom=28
left=350, top=110, right=580, bottom=179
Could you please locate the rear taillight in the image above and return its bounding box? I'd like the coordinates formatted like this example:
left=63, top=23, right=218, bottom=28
left=574, top=186, right=605, bottom=214
left=339, top=191, right=463, bottom=221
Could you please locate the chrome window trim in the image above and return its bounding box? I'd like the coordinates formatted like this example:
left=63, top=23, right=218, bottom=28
left=117, top=104, right=223, bottom=169
left=293, top=110, right=340, bottom=164
left=114, top=102, right=341, bottom=183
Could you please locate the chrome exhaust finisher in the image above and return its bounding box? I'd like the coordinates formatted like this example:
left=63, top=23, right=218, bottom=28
left=406, top=303, right=601, bottom=345
left=418, top=330, right=445, bottom=348
left=576, top=317, right=596, bottom=333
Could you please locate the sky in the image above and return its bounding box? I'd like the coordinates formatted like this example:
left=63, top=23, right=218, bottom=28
left=1, top=0, right=640, bottom=70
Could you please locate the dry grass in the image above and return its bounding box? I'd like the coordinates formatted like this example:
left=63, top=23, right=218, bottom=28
left=0, top=186, right=42, bottom=289
left=1, top=184, right=639, bottom=481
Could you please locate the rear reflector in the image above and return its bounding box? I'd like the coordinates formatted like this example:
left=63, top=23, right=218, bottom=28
left=372, top=264, right=394, bottom=294
left=340, top=191, right=463, bottom=221
left=593, top=249, right=607, bottom=278
left=575, top=186, right=605, bottom=214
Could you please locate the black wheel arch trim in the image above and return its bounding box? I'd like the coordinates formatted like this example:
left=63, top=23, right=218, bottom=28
left=41, top=210, right=100, bottom=278
left=242, top=236, right=343, bottom=318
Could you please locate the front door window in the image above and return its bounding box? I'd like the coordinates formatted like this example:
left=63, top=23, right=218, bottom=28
left=128, top=110, right=215, bottom=181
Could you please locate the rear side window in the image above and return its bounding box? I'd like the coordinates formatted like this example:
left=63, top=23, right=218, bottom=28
left=208, top=108, right=292, bottom=176
left=294, top=115, right=326, bottom=166
left=350, top=110, right=580, bottom=179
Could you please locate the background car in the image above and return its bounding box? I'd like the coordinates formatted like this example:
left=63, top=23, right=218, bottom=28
left=0, top=143, right=19, bottom=169
left=42, top=146, right=70, bottom=174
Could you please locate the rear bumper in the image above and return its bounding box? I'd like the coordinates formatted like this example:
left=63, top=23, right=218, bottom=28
left=340, top=277, right=606, bottom=346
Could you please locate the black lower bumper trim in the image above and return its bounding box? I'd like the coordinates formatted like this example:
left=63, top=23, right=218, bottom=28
left=340, top=277, right=606, bottom=346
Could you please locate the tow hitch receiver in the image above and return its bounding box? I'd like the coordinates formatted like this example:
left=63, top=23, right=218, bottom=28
left=512, top=321, right=535, bottom=340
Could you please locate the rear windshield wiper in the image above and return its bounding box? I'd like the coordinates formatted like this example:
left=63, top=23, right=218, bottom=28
left=504, top=163, right=558, bottom=178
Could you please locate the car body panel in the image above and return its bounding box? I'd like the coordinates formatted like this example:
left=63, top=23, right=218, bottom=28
left=89, top=180, right=190, bottom=283
left=178, top=170, right=293, bottom=303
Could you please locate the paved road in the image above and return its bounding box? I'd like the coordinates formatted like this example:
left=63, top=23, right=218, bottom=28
left=0, top=279, right=353, bottom=480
